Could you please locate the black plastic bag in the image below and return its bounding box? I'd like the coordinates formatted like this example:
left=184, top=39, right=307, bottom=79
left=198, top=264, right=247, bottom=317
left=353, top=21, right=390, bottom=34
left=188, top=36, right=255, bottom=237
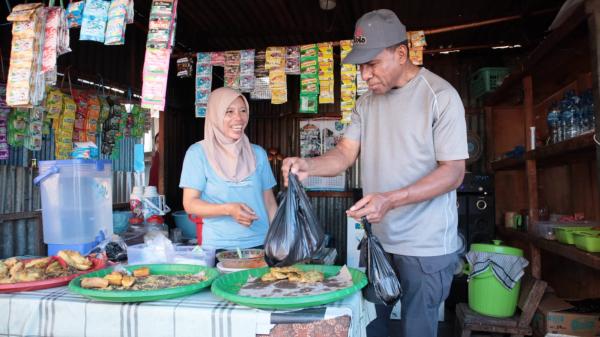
left=359, top=217, right=402, bottom=305
left=264, top=173, right=325, bottom=266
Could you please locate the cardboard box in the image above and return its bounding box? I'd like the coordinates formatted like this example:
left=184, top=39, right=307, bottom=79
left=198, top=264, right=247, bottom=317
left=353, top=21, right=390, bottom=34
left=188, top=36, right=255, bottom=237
left=532, top=293, right=600, bottom=337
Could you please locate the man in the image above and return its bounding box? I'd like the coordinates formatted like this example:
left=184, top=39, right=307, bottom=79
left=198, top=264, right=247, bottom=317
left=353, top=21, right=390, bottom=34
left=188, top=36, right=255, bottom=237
left=282, top=9, right=468, bottom=337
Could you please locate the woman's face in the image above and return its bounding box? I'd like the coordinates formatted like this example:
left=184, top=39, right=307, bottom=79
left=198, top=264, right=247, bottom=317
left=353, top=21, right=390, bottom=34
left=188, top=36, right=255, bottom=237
left=222, top=96, right=249, bottom=140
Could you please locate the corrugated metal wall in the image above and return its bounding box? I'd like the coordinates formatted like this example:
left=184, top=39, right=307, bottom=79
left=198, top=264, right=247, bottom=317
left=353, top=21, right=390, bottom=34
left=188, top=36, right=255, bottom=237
left=309, top=195, right=355, bottom=265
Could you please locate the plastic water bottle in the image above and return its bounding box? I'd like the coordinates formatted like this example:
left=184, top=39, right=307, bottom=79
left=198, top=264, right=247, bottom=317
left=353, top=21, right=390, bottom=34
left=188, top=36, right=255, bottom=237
left=130, top=186, right=144, bottom=224
left=547, top=104, right=560, bottom=144
left=562, top=92, right=578, bottom=140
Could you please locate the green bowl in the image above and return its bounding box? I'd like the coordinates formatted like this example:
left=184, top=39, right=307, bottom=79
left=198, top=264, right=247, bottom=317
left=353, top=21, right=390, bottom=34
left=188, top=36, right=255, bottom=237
left=68, top=264, right=219, bottom=302
left=573, top=230, right=600, bottom=253
left=554, top=227, right=592, bottom=244
left=211, top=264, right=367, bottom=309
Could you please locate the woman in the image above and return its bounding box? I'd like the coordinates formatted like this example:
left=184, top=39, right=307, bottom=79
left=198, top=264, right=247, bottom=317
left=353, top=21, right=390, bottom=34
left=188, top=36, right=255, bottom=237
left=179, top=87, right=277, bottom=250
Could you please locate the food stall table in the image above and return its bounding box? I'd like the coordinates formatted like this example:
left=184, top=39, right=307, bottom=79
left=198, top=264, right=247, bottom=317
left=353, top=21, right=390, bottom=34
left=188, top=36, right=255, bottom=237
left=0, top=286, right=375, bottom=337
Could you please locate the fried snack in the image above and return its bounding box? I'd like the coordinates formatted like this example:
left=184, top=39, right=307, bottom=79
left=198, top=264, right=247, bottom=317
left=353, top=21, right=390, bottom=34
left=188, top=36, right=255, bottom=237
left=13, top=269, right=44, bottom=282
left=260, top=267, right=325, bottom=283
left=133, top=267, right=150, bottom=277
left=271, top=270, right=289, bottom=280
left=24, top=257, right=51, bottom=269
left=260, top=272, right=277, bottom=282
left=0, top=261, right=8, bottom=279
left=57, top=250, right=92, bottom=270
left=81, top=277, right=109, bottom=289
left=121, top=275, right=135, bottom=288
left=9, top=261, right=24, bottom=278
left=4, top=257, right=18, bottom=269
left=104, top=272, right=123, bottom=286
left=286, top=272, right=303, bottom=282
left=45, top=260, right=64, bottom=276
left=298, top=270, right=324, bottom=283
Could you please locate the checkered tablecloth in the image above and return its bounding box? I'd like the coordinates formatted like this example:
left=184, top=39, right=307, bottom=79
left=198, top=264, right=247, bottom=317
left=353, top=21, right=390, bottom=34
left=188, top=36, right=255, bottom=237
left=0, top=287, right=375, bottom=337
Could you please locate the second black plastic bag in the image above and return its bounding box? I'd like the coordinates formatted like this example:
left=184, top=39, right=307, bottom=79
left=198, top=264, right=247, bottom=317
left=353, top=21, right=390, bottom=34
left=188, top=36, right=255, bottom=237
left=264, top=173, right=324, bottom=266
left=359, top=217, right=402, bottom=305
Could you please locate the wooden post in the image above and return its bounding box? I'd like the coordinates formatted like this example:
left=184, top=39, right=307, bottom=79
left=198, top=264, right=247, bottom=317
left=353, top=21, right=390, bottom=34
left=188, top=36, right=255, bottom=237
left=585, top=0, right=600, bottom=197
left=523, top=75, right=542, bottom=278
left=158, top=111, right=165, bottom=195
left=523, top=76, right=539, bottom=226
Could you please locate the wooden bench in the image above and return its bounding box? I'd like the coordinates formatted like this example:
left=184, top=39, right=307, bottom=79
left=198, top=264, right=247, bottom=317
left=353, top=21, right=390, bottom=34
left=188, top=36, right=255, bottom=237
left=455, top=275, right=547, bottom=337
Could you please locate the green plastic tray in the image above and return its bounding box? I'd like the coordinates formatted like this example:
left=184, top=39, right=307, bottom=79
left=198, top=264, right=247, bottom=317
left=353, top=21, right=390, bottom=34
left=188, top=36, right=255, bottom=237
left=68, top=264, right=219, bottom=302
left=211, top=264, right=367, bottom=309
left=554, top=226, right=592, bottom=244
left=573, top=230, right=600, bottom=253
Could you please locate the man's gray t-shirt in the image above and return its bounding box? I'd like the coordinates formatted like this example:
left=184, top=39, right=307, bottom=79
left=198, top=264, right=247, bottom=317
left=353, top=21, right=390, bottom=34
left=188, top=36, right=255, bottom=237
left=344, top=67, right=468, bottom=256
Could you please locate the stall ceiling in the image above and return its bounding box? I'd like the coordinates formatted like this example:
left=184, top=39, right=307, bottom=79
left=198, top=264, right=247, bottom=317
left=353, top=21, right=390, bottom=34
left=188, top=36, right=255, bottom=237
left=131, top=0, right=568, bottom=53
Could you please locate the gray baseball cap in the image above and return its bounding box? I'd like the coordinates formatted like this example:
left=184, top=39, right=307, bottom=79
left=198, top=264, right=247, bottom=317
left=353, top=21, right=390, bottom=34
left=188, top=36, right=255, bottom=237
left=342, top=9, right=407, bottom=65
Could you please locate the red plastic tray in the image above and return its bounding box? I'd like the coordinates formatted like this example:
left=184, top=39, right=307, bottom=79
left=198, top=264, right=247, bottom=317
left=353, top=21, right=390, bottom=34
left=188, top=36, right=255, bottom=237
left=0, top=257, right=106, bottom=293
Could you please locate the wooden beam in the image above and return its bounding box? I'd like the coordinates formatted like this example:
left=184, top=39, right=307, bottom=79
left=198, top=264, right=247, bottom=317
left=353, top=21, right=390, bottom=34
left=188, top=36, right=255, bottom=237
left=425, top=8, right=557, bottom=35
left=585, top=0, right=600, bottom=198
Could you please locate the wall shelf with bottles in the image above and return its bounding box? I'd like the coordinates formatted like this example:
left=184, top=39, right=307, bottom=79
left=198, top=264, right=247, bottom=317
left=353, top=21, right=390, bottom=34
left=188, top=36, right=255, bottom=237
left=484, top=2, right=600, bottom=289
left=496, top=225, right=600, bottom=271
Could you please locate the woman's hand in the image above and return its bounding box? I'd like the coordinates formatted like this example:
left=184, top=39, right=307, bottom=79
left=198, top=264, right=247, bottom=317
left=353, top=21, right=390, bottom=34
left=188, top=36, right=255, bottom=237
left=227, top=203, right=259, bottom=227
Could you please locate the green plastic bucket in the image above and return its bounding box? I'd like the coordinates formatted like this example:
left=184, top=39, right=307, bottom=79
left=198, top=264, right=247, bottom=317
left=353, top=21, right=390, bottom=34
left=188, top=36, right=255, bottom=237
left=468, top=240, right=523, bottom=317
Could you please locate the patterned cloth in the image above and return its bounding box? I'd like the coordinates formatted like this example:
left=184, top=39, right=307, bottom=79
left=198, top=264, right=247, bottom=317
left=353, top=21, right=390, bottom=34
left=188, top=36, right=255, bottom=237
left=466, top=251, right=529, bottom=290
left=0, top=286, right=374, bottom=337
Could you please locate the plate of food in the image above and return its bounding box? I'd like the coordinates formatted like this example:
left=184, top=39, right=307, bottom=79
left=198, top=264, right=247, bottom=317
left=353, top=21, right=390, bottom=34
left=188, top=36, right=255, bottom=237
left=215, top=249, right=267, bottom=269
left=211, top=264, right=367, bottom=309
left=0, top=250, right=106, bottom=293
left=68, top=264, right=219, bottom=302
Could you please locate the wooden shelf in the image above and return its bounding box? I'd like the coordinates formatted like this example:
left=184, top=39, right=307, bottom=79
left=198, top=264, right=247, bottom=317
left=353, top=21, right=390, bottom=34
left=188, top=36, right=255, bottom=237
left=490, top=133, right=597, bottom=171
left=496, top=225, right=600, bottom=271
left=528, top=132, right=596, bottom=165
left=490, top=157, right=525, bottom=171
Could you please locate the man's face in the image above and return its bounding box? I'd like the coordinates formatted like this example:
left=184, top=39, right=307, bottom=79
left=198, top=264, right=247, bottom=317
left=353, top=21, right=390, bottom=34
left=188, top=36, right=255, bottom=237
left=358, top=46, right=405, bottom=95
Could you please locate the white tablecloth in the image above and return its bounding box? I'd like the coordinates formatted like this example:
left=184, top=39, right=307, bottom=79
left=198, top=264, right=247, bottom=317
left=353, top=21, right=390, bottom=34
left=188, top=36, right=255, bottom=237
left=0, top=287, right=375, bottom=337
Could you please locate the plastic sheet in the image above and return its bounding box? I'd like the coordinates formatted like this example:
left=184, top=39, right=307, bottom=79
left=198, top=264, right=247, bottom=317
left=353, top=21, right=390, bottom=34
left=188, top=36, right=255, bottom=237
left=264, top=173, right=324, bottom=266
left=359, top=217, right=402, bottom=305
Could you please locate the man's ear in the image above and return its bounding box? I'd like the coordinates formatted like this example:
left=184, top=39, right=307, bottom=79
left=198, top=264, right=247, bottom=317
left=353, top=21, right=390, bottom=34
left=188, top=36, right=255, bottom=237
left=396, top=44, right=409, bottom=64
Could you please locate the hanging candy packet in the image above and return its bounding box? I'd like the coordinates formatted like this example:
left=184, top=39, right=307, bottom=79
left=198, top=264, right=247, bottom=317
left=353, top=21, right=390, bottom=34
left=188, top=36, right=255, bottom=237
left=45, top=88, right=63, bottom=119
left=8, top=108, right=28, bottom=147
left=105, top=0, right=129, bottom=45
left=285, top=46, right=300, bottom=75
left=80, top=0, right=110, bottom=43
left=66, top=1, right=84, bottom=28
left=24, top=107, right=43, bottom=151
left=0, top=84, right=9, bottom=160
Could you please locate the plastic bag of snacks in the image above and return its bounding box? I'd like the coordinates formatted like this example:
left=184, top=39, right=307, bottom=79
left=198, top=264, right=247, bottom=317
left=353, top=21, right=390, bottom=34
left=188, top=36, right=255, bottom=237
left=264, top=173, right=325, bottom=266
left=359, top=217, right=402, bottom=305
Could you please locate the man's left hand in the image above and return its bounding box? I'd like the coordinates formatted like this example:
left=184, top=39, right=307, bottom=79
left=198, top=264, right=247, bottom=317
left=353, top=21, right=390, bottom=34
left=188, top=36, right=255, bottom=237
left=346, top=193, right=393, bottom=223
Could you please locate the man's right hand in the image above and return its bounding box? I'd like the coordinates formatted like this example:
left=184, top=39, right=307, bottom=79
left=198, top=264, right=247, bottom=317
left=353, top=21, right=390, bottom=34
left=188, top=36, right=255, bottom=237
left=226, top=203, right=258, bottom=227
left=281, top=157, right=310, bottom=186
